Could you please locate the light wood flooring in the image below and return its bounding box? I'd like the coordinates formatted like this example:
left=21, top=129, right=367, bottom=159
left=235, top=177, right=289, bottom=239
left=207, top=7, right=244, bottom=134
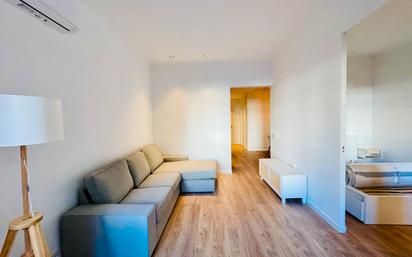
left=153, top=145, right=412, bottom=257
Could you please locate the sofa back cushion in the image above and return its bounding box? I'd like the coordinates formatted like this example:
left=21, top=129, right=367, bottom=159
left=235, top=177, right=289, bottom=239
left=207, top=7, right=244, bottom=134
left=78, top=186, right=92, bottom=204
left=85, top=160, right=133, bottom=204
left=127, top=151, right=151, bottom=187
left=141, top=144, right=164, bottom=172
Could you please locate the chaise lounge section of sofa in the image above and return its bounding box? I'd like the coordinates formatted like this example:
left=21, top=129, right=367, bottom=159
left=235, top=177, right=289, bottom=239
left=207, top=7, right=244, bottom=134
left=61, top=144, right=216, bottom=257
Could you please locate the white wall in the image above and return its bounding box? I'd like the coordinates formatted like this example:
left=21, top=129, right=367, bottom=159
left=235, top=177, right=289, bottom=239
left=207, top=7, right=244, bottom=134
left=0, top=1, right=153, bottom=256
left=151, top=61, right=273, bottom=173
left=269, top=0, right=386, bottom=231
left=346, top=42, right=412, bottom=163
left=372, top=42, right=412, bottom=162
left=246, top=89, right=270, bottom=151
left=271, top=33, right=347, bottom=232
left=346, top=56, right=373, bottom=161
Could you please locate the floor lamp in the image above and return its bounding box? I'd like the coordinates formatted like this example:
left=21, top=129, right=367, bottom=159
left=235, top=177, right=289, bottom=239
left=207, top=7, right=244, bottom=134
left=0, top=95, right=64, bottom=257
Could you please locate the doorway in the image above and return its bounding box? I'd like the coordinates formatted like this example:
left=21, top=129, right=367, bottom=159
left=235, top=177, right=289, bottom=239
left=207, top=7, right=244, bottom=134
left=342, top=0, right=412, bottom=232
left=230, top=87, right=271, bottom=170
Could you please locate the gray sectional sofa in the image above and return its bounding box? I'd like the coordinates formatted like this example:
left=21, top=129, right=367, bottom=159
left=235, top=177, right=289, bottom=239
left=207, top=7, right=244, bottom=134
left=61, top=144, right=217, bottom=257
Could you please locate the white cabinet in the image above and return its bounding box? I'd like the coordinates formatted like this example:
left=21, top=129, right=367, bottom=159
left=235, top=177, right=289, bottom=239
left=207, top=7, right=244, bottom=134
left=259, top=158, right=307, bottom=204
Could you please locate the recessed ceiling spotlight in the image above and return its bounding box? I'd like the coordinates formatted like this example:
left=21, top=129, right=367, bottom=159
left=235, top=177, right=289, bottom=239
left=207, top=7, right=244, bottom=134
left=169, top=55, right=175, bottom=59
left=203, top=53, right=210, bottom=57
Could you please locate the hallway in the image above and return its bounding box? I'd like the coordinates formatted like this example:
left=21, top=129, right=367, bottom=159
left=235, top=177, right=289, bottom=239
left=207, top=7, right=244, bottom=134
left=153, top=147, right=412, bottom=257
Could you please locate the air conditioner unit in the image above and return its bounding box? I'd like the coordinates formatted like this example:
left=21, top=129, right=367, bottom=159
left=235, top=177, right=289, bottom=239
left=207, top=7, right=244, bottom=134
left=4, top=0, right=78, bottom=34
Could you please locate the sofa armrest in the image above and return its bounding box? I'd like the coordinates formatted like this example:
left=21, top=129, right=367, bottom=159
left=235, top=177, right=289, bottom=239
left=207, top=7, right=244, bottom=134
left=61, top=204, right=156, bottom=257
left=163, top=155, right=189, bottom=162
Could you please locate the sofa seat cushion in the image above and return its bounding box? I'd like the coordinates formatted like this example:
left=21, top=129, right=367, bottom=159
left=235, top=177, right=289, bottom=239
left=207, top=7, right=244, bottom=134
left=85, top=160, right=134, bottom=204
left=121, top=187, right=172, bottom=223
left=139, top=173, right=181, bottom=191
left=126, top=151, right=151, bottom=187
left=154, top=160, right=217, bottom=180
left=141, top=144, right=164, bottom=172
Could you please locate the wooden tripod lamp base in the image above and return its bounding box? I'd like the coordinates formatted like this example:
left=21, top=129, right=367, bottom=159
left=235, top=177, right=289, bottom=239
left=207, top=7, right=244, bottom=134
left=1, top=213, right=50, bottom=257
left=0, top=96, right=64, bottom=257
left=0, top=145, right=50, bottom=257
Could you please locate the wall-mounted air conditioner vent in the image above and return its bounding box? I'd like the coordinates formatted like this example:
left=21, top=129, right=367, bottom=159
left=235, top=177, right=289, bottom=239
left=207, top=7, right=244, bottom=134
left=4, top=0, right=78, bottom=34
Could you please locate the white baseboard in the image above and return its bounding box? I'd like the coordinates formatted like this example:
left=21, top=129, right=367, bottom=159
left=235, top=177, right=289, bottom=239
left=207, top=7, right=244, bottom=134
left=247, top=147, right=268, bottom=151
left=307, top=200, right=346, bottom=233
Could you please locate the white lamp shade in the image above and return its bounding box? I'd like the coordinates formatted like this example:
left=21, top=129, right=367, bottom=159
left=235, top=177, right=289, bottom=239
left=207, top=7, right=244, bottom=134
left=0, top=95, right=64, bottom=147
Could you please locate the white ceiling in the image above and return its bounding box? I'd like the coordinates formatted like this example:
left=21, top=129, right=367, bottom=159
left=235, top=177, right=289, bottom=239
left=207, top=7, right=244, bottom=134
left=346, top=0, right=412, bottom=56
left=82, top=0, right=385, bottom=63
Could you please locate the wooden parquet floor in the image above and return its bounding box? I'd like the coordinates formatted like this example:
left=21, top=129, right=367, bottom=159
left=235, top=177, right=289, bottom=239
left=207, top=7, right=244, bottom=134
left=153, top=145, right=412, bottom=257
